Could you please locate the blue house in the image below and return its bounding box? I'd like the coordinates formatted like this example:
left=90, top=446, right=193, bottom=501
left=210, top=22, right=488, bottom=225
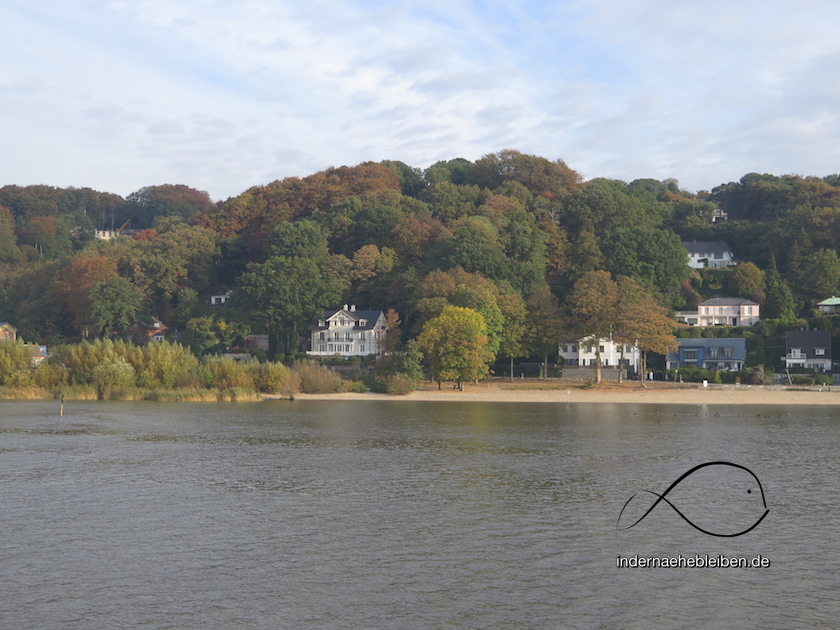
left=666, top=338, right=747, bottom=371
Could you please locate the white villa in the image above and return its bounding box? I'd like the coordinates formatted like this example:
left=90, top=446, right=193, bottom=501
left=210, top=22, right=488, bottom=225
left=558, top=336, right=642, bottom=370
left=307, top=305, right=387, bottom=358
left=697, top=297, right=760, bottom=327
left=682, top=241, right=735, bottom=269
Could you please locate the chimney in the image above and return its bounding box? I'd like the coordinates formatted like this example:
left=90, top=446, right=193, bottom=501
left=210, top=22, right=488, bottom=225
left=350, top=304, right=356, bottom=312
left=343, top=304, right=348, bottom=311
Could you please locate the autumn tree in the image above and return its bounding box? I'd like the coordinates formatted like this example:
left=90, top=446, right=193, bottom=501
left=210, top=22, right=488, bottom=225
left=568, top=270, right=620, bottom=383
left=615, top=276, right=677, bottom=386
left=728, top=262, right=765, bottom=304
left=417, top=306, right=494, bottom=390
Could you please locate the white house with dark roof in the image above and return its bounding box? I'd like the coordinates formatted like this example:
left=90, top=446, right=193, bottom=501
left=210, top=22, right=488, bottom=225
left=682, top=241, right=735, bottom=269
left=697, top=297, right=760, bottom=327
left=782, top=330, right=832, bottom=372
left=307, top=305, right=387, bottom=357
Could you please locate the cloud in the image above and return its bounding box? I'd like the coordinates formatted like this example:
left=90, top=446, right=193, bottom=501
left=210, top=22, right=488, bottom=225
left=2, top=0, right=840, bottom=200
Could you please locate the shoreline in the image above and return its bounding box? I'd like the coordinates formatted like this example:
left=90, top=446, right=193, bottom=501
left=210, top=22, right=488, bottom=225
left=283, top=382, right=840, bottom=406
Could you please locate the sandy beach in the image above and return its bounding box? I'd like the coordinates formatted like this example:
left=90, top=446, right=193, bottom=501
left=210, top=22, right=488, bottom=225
left=285, top=380, right=840, bottom=406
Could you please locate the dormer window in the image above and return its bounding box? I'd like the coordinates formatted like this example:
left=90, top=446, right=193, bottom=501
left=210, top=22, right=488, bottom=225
left=318, top=320, right=324, bottom=327
left=359, top=319, right=367, bottom=326
left=815, top=348, right=826, bottom=356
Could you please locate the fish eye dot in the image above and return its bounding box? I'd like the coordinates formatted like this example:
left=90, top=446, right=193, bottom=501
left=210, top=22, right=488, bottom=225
left=747, top=489, right=752, bottom=494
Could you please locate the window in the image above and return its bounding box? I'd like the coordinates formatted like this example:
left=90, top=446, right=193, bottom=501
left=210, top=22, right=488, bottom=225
left=815, top=348, right=826, bottom=356
left=319, top=332, right=325, bottom=341
left=319, top=344, right=326, bottom=352
left=318, top=320, right=324, bottom=327
left=684, top=349, right=698, bottom=360
left=360, top=332, right=366, bottom=341
left=723, top=347, right=733, bottom=359
left=572, top=345, right=578, bottom=353
left=714, top=252, right=723, bottom=259
left=709, top=347, right=718, bottom=359
left=360, top=344, right=365, bottom=353
left=599, top=345, right=605, bottom=353
left=345, top=332, right=352, bottom=341
left=334, top=332, right=340, bottom=340
left=359, top=319, right=367, bottom=326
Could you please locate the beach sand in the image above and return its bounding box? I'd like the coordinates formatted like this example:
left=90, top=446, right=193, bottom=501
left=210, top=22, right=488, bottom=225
left=283, top=380, right=840, bottom=406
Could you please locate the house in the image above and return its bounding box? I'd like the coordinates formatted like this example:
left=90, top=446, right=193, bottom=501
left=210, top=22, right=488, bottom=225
left=697, top=297, right=760, bottom=327
left=307, top=305, right=387, bottom=357
left=558, top=337, right=641, bottom=371
left=665, top=338, right=747, bottom=371
left=0, top=322, right=17, bottom=342
left=674, top=311, right=700, bottom=326
left=210, top=291, right=231, bottom=306
left=682, top=241, right=735, bottom=269
left=782, top=330, right=831, bottom=372
left=817, top=297, right=840, bottom=315
left=128, top=316, right=168, bottom=344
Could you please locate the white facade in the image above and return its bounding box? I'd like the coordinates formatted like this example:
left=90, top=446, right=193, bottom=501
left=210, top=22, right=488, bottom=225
left=697, top=298, right=760, bottom=327
left=307, top=306, right=387, bottom=357
left=558, top=337, right=642, bottom=369
left=683, top=241, right=735, bottom=269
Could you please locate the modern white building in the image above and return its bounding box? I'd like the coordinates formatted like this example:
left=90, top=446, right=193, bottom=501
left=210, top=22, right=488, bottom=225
left=558, top=336, right=642, bottom=370
left=307, top=305, right=387, bottom=357
left=682, top=241, right=735, bottom=269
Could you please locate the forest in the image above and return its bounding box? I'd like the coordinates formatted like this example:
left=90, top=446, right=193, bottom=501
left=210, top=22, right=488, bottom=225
left=1, top=149, right=839, bottom=382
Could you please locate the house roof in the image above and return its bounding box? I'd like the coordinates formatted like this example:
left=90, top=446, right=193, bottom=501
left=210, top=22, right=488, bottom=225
left=785, top=330, right=831, bottom=352
left=817, top=297, right=840, bottom=306
left=0, top=322, right=17, bottom=331
left=682, top=241, right=733, bottom=255
left=698, top=297, right=758, bottom=307
left=310, top=308, right=384, bottom=331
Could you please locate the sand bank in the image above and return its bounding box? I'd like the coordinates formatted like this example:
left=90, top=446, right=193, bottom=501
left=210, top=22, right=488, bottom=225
left=282, top=382, right=840, bottom=406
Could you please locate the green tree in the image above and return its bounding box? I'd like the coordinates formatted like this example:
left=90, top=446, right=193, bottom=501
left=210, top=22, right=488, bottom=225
left=568, top=270, right=620, bottom=383
left=764, top=255, right=796, bottom=321
left=417, top=305, right=494, bottom=390
left=88, top=277, right=143, bottom=338
left=525, top=285, right=565, bottom=380
left=235, top=256, right=342, bottom=356
left=729, top=262, right=765, bottom=304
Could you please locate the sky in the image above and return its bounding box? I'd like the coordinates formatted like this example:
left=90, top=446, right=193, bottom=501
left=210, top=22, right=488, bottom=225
left=2, top=0, right=840, bottom=201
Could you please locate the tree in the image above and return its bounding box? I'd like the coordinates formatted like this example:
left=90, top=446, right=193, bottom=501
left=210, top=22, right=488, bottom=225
left=417, top=306, right=494, bottom=390
left=729, top=262, right=765, bottom=304
left=497, top=289, right=528, bottom=381
left=88, top=277, right=143, bottom=338
left=525, top=286, right=565, bottom=380
left=234, top=256, right=342, bottom=356
left=615, top=276, right=677, bottom=386
left=764, top=255, right=796, bottom=321
left=568, top=271, right=620, bottom=383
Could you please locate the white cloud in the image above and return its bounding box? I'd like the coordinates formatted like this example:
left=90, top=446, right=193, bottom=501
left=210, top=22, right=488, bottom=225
left=2, top=0, right=840, bottom=200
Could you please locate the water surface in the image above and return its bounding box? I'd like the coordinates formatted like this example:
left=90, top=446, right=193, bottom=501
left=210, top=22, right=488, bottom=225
left=1, top=400, right=837, bottom=628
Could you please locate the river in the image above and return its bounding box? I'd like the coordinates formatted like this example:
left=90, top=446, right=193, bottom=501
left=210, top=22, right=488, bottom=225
left=1, top=400, right=837, bottom=628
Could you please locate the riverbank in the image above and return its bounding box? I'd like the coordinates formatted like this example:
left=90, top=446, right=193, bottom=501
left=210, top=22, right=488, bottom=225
left=285, top=380, right=840, bottom=405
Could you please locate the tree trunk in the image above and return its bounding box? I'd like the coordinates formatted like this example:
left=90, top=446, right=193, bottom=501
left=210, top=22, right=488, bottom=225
left=594, top=345, right=602, bottom=383
left=640, top=351, right=648, bottom=389
left=510, top=356, right=514, bottom=382
left=618, top=344, right=625, bottom=383
left=543, top=352, right=549, bottom=380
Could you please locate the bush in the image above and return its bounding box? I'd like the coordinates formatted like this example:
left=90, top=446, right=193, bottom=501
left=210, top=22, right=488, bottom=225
left=252, top=362, right=300, bottom=396
left=92, top=357, right=136, bottom=389
left=293, top=361, right=341, bottom=393
left=814, top=374, right=833, bottom=386
left=32, top=362, right=69, bottom=388
left=340, top=379, right=367, bottom=393
left=386, top=374, right=415, bottom=395
left=204, top=358, right=255, bottom=390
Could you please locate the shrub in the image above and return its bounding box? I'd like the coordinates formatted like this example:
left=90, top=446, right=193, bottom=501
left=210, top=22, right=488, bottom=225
left=386, top=374, right=415, bottom=395
left=814, top=373, right=833, bottom=386
left=204, top=358, right=255, bottom=390
left=340, top=379, right=367, bottom=393
left=252, top=362, right=300, bottom=396
left=92, top=357, right=136, bottom=389
left=32, top=362, right=69, bottom=388
left=293, top=361, right=341, bottom=393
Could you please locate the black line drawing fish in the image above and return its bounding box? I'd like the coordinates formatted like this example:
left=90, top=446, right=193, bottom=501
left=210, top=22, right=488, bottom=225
left=617, top=461, right=769, bottom=537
